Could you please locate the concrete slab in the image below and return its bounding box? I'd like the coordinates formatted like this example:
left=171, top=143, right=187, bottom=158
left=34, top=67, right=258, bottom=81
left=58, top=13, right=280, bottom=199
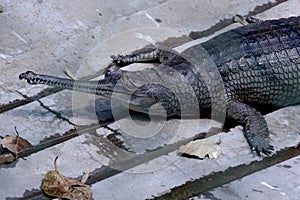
left=0, top=99, right=73, bottom=145
left=90, top=105, right=300, bottom=200
left=193, top=155, right=300, bottom=200
left=0, top=0, right=299, bottom=199
left=0, top=0, right=275, bottom=104
left=0, top=135, right=102, bottom=198
left=189, top=105, right=300, bottom=200
left=146, top=0, right=272, bottom=33
left=0, top=0, right=166, bottom=105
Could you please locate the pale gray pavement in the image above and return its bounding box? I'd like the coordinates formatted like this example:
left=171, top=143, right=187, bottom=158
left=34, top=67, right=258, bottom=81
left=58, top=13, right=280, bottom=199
left=0, top=0, right=299, bottom=199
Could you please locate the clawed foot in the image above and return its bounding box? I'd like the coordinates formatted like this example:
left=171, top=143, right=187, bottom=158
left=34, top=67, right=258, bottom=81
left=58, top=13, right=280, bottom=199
left=249, top=138, right=274, bottom=156
left=245, top=117, right=274, bottom=156
left=245, top=131, right=274, bottom=156
left=110, top=48, right=160, bottom=66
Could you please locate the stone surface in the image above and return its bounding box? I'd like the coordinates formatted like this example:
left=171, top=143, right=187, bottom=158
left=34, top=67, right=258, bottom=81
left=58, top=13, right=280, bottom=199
left=91, top=105, right=300, bottom=200
left=0, top=0, right=299, bottom=199
left=192, top=155, right=300, bottom=200
left=0, top=100, right=73, bottom=145
left=0, top=135, right=102, bottom=198
left=0, top=0, right=276, bottom=104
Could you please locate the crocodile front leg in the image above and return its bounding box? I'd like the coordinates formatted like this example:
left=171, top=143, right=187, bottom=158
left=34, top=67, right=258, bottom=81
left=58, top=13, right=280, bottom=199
left=111, top=47, right=178, bottom=66
left=227, top=101, right=274, bottom=155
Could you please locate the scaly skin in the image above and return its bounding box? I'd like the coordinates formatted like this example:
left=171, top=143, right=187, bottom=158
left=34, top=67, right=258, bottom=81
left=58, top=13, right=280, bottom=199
left=19, top=16, right=300, bottom=155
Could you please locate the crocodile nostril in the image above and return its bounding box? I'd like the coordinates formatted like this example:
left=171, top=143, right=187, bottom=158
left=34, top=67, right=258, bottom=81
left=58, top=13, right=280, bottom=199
left=19, top=73, right=27, bottom=80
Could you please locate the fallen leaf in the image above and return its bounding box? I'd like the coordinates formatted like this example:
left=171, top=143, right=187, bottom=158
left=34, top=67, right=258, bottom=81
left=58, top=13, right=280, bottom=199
left=42, top=157, right=92, bottom=200
left=0, top=152, right=15, bottom=165
left=179, top=138, right=221, bottom=159
left=64, top=64, right=78, bottom=80
left=1, top=127, right=32, bottom=158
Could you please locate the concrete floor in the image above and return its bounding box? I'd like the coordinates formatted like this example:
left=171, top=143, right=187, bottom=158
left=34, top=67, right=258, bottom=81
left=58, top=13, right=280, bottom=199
left=0, top=0, right=300, bottom=199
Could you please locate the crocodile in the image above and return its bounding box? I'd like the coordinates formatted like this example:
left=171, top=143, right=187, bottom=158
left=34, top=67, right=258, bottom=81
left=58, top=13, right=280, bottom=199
left=19, top=16, right=300, bottom=155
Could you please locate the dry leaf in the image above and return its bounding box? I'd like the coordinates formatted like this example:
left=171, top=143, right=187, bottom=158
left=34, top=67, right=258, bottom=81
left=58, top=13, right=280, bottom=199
left=42, top=157, right=92, bottom=200
left=65, top=64, right=78, bottom=80
left=1, top=127, right=32, bottom=158
left=0, top=152, right=15, bottom=165
left=179, top=138, right=221, bottom=159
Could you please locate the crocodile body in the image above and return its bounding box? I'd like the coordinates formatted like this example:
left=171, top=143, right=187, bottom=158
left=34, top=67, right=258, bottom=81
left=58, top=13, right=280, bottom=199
left=203, top=16, right=300, bottom=108
left=19, top=16, right=300, bottom=155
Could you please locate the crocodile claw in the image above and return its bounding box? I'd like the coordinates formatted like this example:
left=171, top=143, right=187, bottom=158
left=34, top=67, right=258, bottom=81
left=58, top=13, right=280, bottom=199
left=253, top=144, right=274, bottom=156
left=247, top=132, right=274, bottom=156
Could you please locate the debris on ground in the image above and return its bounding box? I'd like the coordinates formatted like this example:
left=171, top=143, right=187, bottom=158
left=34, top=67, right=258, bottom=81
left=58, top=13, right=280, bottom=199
left=0, top=127, right=32, bottom=164
left=0, top=152, right=15, bottom=165
left=42, top=157, right=92, bottom=200
left=179, top=138, right=221, bottom=159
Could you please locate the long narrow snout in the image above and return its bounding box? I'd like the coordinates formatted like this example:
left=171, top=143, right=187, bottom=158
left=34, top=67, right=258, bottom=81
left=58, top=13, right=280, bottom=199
left=19, top=71, right=117, bottom=97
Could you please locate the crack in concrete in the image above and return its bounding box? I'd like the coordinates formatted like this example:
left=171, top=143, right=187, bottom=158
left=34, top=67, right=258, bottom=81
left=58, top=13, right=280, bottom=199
left=37, top=99, right=76, bottom=126
left=0, top=87, right=62, bottom=114
left=7, top=90, right=76, bottom=127
left=3, top=123, right=107, bottom=164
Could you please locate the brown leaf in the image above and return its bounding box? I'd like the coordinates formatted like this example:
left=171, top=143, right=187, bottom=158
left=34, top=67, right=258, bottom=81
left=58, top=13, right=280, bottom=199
left=0, top=152, right=15, bottom=165
left=42, top=157, right=92, bottom=200
left=1, top=127, right=32, bottom=158
left=179, top=138, right=221, bottom=159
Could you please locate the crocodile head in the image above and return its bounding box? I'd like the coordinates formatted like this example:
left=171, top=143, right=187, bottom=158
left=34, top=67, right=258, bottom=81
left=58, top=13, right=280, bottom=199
left=19, top=68, right=180, bottom=117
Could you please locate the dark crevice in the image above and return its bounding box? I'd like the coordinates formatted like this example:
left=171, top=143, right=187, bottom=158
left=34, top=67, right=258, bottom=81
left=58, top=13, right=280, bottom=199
left=189, top=0, right=289, bottom=39
left=247, top=0, right=288, bottom=17
left=0, top=87, right=62, bottom=114
left=10, top=166, right=122, bottom=200
left=37, top=99, right=76, bottom=126
left=5, top=90, right=76, bottom=126
left=152, top=144, right=300, bottom=200
left=12, top=130, right=208, bottom=199
left=8, top=130, right=205, bottom=199
left=10, top=141, right=300, bottom=199
left=0, top=123, right=108, bottom=169
left=100, top=124, right=129, bottom=150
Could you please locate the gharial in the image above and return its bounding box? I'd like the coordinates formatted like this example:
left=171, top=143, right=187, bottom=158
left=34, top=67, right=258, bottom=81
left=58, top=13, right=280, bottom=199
left=19, top=16, right=300, bottom=156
